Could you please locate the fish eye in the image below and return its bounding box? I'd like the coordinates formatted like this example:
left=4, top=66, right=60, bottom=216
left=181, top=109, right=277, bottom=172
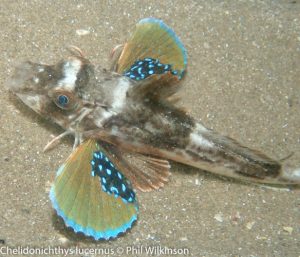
left=57, top=94, right=69, bottom=107
left=51, top=90, right=77, bottom=110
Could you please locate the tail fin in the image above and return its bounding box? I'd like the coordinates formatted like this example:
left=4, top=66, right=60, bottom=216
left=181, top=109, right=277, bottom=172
left=170, top=123, right=300, bottom=185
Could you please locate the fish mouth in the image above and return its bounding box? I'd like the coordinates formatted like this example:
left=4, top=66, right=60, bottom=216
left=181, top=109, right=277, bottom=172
left=16, top=93, right=46, bottom=114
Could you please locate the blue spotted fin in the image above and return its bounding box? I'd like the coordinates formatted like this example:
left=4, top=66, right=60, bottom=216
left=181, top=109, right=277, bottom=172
left=116, top=18, right=187, bottom=79
left=101, top=142, right=171, bottom=192
left=49, top=139, right=138, bottom=240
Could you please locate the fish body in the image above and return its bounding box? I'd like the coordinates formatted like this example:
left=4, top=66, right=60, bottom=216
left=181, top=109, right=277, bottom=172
left=9, top=52, right=299, bottom=185
left=7, top=18, right=300, bottom=240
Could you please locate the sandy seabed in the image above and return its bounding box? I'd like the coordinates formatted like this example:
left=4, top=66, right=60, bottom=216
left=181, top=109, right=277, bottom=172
left=0, top=1, right=299, bottom=256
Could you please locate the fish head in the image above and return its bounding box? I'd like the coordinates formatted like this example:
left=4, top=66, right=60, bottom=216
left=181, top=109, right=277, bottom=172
left=7, top=56, right=96, bottom=130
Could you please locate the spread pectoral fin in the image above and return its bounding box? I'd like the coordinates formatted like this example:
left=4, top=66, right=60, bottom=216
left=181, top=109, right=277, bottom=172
left=101, top=142, right=171, bottom=192
left=116, top=18, right=187, bottom=80
left=49, top=139, right=138, bottom=240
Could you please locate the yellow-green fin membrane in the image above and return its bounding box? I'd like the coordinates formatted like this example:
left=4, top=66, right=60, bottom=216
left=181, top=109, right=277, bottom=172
left=49, top=139, right=138, bottom=240
left=117, top=18, right=187, bottom=79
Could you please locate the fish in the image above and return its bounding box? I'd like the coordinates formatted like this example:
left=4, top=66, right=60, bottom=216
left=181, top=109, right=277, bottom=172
left=7, top=18, right=300, bottom=240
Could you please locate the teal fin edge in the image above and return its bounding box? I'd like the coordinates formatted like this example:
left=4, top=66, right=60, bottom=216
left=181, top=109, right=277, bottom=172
left=139, top=17, right=188, bottom=77
left=49, top=186, right=138, bottom=240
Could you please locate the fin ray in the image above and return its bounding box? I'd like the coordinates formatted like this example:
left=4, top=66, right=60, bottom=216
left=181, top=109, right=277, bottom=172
left=101, top=142, right=171, bottom=192
left=116, top=18, right=187, bottom=79
left=50, top=139, right=138, bottom=240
